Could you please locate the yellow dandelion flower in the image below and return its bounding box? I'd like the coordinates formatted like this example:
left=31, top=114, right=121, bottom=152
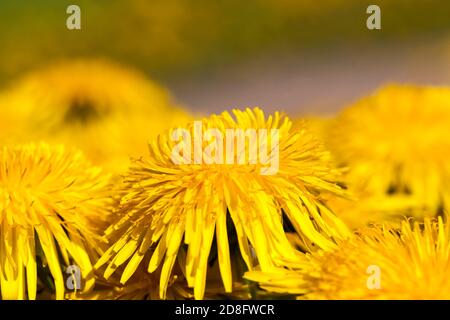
left=72, top=261, right=192, bottom=300
left=0, top=143, right=111, bottom=300
left=246, top=216, right=450, bottom=299
left=0, top=59, right=192, bottom=172
left=77, top=258, right=250, bottom=300
left=328, top=84, right=450, bottom=215
left=96, top=107, right=350, bottom=300
left=88, top=274, right=192, bottom=300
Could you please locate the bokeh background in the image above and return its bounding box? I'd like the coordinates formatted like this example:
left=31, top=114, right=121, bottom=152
left=1, top=0, right=450, bottom=115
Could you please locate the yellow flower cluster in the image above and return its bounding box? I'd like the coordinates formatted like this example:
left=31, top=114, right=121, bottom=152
left=1, top=61, right=449, bottom=300
left=246, top=216, right=450, bottom=299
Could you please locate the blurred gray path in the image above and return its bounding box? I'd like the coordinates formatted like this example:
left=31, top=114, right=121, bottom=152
left=168, top=39, right=450, bottom=117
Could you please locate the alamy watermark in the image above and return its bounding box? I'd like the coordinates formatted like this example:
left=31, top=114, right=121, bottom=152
left=65, top=265, right=82, bottom=291
left=367, top=5, right=381, bottom=30
left=66, top=5, right=81, bottom=30
left=366, top=264, right=381, bottom=290
left=170, top=121, right=279, bottom=175
left=65, top=5, right=380, bottom=32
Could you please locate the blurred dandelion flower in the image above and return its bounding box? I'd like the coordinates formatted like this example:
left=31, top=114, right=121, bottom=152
left=293, top=116, right=332, bottom=144
left=293, top=114, right=422, bottom=229
left=0, top=143, right=111, bottom=300
left=247, top=216, right=450, bottom=299
left=328, top=84, right=450, bottom=215
left=0, top=59, right=192, bottom=172
left=324, top=191, right=426, bottom=229
left=96, top=107, right=350, bottom=299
